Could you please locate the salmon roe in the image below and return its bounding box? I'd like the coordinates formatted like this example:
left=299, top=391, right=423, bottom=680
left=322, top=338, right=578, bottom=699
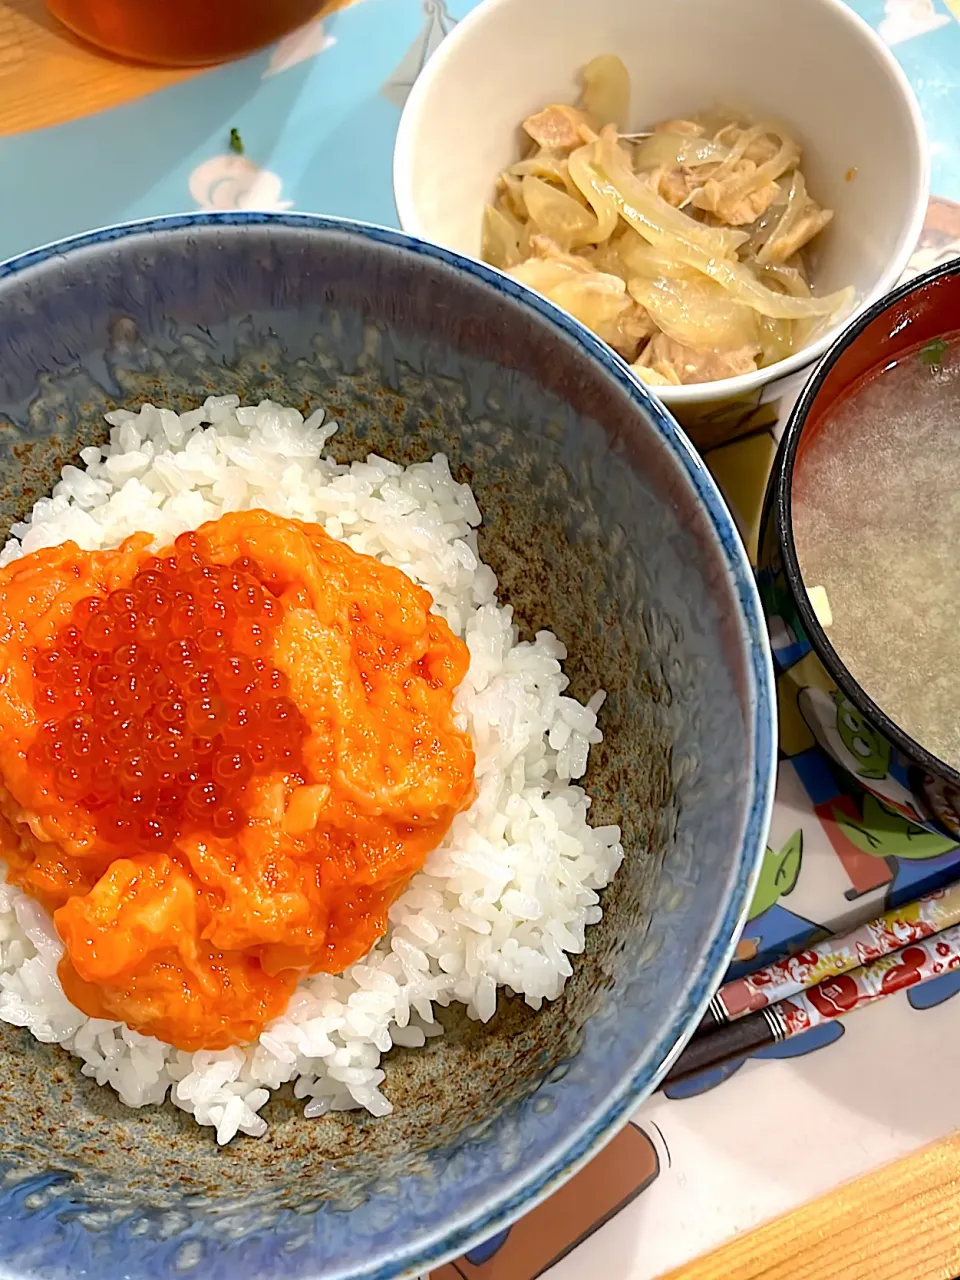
left=28, top=532, right=308, bottom=852
left=0, top=512, right=475, bottom=1051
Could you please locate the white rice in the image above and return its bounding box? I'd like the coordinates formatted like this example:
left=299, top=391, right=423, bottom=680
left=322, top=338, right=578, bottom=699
left=0, top=396, right=623, bottom=1143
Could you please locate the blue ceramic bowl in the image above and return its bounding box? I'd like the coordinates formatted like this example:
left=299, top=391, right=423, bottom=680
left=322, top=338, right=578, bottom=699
left=0, top=213, right=775, bottom=1280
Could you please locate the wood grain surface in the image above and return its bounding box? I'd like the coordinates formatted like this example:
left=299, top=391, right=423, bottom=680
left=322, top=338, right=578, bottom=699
left=0, top=0, right=345, bottom=133
left=3, top=9, right=960, bottom=1280
left=666, top=1135, right=960, bottom=1280
left=0, top=0, right=199, bottom=133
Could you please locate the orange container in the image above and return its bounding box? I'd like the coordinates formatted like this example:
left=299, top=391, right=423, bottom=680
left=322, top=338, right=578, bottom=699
left=47, top=0, right=322, bottom=66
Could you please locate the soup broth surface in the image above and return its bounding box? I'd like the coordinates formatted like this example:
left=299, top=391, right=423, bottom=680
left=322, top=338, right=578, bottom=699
left=792, top=332, right=960, bottom=772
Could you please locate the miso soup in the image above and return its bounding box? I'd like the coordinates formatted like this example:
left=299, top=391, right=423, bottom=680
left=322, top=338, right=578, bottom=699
left=792, top=331, right=960, bottom=771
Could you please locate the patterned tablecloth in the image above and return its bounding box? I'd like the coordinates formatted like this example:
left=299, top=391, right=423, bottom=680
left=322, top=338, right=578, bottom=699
left=2, top=2, right=960, bottom=1276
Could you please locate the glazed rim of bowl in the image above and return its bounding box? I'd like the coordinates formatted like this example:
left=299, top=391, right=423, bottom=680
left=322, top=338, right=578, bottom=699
left=775, top=255, right=960, bottom=797
left=0, top=211, right=777, bottom=1280
left=392, top=0, right=931, bottom=407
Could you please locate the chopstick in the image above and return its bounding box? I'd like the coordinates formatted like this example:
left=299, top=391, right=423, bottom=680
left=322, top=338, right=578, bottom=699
left=694, top=881, right=960, bottom=1036
left=663, top=918, right=960, bottom=1088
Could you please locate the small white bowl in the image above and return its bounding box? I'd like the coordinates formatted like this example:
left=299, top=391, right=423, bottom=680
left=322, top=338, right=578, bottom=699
left=393, top=0, right=929, bottom=445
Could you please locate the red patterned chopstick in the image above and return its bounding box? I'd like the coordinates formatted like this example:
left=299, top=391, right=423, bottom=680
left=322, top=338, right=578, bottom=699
left=664, top=921, right=960, bottom=1087
left=695, top=882, right=960, bottom=1036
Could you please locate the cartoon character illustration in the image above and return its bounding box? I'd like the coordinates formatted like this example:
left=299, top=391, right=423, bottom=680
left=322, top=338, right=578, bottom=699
left=796, top=685, right=928, bottom=824
left=806, top=784, right=960, bottom=1012
left=829, top=691, right=890, bottom=781
left=433, top=1122, right=660, bottom=1279
left=746, top=830, right=803, bottom=922
left=664, top=791, right=960, bottom=1100
left=831, top=792, right=955, bottom=866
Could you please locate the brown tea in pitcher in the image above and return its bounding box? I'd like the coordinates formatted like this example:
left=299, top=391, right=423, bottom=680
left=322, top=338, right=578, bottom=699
left=47, top=0, right=322, bottom=66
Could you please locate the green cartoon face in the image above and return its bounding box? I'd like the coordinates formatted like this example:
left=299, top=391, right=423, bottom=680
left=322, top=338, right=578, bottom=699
left=747, top=829, right=803, bottom=922
left=832, top=691, right=891, bottom=781
left=832, top=793, right=955, bottom=862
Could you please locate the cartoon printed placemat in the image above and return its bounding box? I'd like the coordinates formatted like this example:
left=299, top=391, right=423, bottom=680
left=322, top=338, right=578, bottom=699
left=1, top=2, right=960, bottom=1277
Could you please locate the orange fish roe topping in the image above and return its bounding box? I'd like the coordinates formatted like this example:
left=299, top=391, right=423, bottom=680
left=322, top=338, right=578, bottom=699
left=0, top=511, right=475, bottom=1051
left=29, top=533, right=307, bottom=850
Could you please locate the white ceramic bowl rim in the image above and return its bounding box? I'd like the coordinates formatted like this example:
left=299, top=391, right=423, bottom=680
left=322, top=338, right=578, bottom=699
left=393, top=0, right=930, bottom=406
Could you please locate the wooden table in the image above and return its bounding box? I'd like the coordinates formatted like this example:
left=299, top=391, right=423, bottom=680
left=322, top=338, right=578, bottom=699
left=2, top=6, right=959, bottom=1279
left=666, top=1136, right=960, bottom=1280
